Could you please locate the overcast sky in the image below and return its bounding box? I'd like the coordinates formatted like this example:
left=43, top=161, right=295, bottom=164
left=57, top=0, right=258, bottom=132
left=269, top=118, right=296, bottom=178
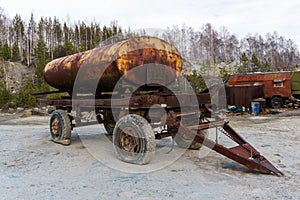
left=1, top=0, right=300, bottom=47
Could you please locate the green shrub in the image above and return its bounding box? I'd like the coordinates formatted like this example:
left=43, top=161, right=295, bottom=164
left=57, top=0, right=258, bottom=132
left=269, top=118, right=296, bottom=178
left=186, top=70, right=207, bottom=93
left=9, top=79, right=52, bottom=108
left=0, top=82, right=10, bottom=107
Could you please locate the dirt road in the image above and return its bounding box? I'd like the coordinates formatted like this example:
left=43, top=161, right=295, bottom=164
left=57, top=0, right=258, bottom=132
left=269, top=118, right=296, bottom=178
left=0, top=111, right=299, bottom=199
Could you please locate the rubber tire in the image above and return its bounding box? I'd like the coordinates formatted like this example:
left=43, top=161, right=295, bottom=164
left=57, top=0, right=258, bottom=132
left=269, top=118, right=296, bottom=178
left=50, top=110, right=72, bottom=145
left=113, top=114, right=156, bottom=165
left=175, top=129, right=208, bottom=150
left=271, top=97, right=283, bottom=108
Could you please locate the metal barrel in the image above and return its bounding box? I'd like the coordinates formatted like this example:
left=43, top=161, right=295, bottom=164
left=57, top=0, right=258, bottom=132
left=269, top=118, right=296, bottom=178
left=43, top=36, right=182, bottom=95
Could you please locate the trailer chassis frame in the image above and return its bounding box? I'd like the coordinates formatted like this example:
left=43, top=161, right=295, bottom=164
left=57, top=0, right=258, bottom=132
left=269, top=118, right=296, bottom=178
left=37, top=92, right=283, bottom=176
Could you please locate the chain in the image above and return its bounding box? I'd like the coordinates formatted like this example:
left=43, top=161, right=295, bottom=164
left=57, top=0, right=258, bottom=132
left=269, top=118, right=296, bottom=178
left=217, top=127, right=237, bottom=143
left=217, top=127, right=258, bottom=157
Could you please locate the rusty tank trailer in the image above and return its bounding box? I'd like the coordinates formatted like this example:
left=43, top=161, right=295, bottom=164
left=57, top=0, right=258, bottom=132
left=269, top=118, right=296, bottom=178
left=36, top=36, right=283, bottom=176
left=44, top=36, right=182, bottom=95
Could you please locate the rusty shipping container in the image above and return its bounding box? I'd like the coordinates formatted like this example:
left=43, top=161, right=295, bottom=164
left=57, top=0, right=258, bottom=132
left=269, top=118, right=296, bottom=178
left=225, top=84, right=264, bottom=108
left=229, top=72, right=291, bottom=99
left=229, top=72, right=291, bottom=107
left=43, top=36, right=182, bottom=95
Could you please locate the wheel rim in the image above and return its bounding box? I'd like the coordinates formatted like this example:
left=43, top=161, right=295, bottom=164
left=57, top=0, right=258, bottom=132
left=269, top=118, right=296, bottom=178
left=273, top=102, right=280, bottom=108
left=51, top=117, right=62, bottom=138
left=272, top=98, right=282, bottom=108
left=117, top=126, right=141, bottom=158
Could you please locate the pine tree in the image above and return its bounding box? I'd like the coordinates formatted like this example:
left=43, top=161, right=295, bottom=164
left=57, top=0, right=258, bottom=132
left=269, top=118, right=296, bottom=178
left=251, top=54, right=260, bottom=72
left=91, top=22, right=101, bottom=48
left=35, top=36, right=47, bottom=83
left=53, top=17, right=62, bottom=46
left=0, top=80, right=10, bottom=107
left=262, top=61, right=271, bottom=72
left=12, top=14, right=24, bottom=61
left=79, top=22, right=87, bottom=49
left=27, top=13, right=36, bottom=66
left=238, top=52, right=249, bottom=74
left=2, top=41, right=10, bottom=60
left=74, top=25, right=80, bottom=52
left=78, top=43, right=87, bottom=52
left=11, top=42, right=20, bottom=61
left=186, top=70, right=206, bottom=92
left=64, top=40, right=74, bottom=55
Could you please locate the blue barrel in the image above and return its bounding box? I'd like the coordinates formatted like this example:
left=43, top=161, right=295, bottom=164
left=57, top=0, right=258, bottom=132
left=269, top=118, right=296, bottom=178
left=251, top=102, right=260, bottom=115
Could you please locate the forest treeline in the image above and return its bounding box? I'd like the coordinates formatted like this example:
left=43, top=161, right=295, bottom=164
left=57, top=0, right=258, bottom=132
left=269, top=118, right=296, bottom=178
left=1, top=7, right=300, bottom=76
left=0, top=7, right=126, bottom=82
left=162, top=24, right=300, bottom=73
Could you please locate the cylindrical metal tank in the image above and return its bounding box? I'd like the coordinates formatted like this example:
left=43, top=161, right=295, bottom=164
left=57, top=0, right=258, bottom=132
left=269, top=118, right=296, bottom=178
left=43, top=36, right=182, bottom=95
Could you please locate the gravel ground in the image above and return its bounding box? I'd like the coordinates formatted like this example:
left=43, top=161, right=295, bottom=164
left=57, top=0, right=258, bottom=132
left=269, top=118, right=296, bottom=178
left=0, top=110, right=299, bottom=200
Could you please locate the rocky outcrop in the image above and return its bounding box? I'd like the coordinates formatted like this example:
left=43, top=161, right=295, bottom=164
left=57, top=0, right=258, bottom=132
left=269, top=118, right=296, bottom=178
left=0, top=60, right=35, bottom=93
